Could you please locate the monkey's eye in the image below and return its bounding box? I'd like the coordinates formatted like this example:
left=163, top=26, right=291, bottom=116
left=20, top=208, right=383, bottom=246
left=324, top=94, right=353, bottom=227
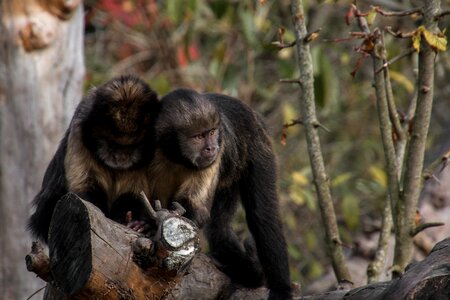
left=193, top=134, right=204, bottom=140
left=209, top=129, right=216, bottom=136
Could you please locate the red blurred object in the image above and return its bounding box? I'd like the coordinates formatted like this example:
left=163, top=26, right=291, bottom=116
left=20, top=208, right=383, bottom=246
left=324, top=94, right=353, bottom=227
left=177, top=44, right=200, bottom=67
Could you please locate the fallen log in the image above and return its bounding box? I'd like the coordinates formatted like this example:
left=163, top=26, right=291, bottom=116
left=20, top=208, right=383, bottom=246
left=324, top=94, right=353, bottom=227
left=26, top=193, right=268, bottom=299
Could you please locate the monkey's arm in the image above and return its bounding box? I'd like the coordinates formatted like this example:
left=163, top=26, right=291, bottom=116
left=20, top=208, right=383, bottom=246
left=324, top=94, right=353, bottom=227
left=205, top=187, right=265, bottom=288
left=28, top=133, right=69, bottom=244
left=242, top=156, right=292, bottom=300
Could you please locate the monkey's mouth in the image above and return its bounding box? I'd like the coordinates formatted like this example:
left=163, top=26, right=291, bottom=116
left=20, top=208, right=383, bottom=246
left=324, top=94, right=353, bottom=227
left=103, top=152, right=138, bottom=169
left=194, top=155, right=217, bottom=169
left=97, top=142, right=142, bottom=170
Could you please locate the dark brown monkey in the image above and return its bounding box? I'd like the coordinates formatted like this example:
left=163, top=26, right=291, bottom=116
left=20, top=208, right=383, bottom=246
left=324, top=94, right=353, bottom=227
left=150, top=89, right=292, bottom=300
left=28, top=75, right=159, bottom=243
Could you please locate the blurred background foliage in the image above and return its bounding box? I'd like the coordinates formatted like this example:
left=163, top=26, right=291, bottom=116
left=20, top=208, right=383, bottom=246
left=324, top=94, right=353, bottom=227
left=83, top=0, right=450, bottom=289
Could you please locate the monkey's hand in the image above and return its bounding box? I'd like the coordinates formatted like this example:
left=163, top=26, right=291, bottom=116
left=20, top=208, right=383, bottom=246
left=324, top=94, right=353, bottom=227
left=126, top=211, right=152, bottom=234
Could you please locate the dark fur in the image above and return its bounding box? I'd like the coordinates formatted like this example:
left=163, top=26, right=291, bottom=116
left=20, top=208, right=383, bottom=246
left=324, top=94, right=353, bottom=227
left=28, top=75, right=159, bottom=243
left=151, top=89, right=292, bottom=299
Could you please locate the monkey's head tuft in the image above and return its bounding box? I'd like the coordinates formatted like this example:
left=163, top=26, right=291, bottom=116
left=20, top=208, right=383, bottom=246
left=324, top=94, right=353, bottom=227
left=81, top=75, right=160, bottom=170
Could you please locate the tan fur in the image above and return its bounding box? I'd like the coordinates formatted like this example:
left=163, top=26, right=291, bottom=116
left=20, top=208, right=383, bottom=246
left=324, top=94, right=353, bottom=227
left=65, top=120, right=151, bottom=209
left=148, top=148, right=222, bottom=211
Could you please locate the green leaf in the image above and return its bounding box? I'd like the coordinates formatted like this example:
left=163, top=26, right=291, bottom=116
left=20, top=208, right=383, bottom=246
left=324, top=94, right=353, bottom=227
left=239, top=10, right=258, bottom=47
left=307, top=260, right=324, bottom=279
left=341, top=195, right=359, bottom=230
left=209, top=0, right=229, bottom=19
left=331, top=172, right=353, bottom=188
left=149, top=75, right=171, bottom=95
left=303, top=190, right=317, bottom=211
left=287, top=244, right=302, bottom=260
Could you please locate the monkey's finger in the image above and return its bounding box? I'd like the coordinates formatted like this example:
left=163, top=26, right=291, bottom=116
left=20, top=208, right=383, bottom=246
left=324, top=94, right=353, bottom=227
left=138, top=224, right=152, bottom=234
left=172, top=202, right=186, bottom=216
left=127, top=220, right=140, bottom=227
left=129, top=221, right=145, bottom=231
left=126, top=211, right=133, bottom=223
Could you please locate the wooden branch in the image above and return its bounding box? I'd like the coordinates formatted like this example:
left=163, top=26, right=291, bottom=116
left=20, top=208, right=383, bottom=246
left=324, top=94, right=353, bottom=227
left=394, top=0, right=440, bottom=277
left=366, top=196, right=392, bottom=283
left=423, top=149, right=450, bottom=180
left=354, top=11, right=401, bottom=282
left=26, top=193, right=268, bottom=299
left=373, top=6, right=422, bottom=17
left=290, top=0, right=351, bottom=283
left=25, top=241, right=51, bottom=282
left=411, top=222, right=445, bottom=237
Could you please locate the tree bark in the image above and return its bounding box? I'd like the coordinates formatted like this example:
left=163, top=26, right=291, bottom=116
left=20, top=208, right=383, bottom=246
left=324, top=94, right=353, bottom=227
left=290, top=0, right=351, bottom=283
left=394, top=0, right=441, bottom=276
left=0, top=1, right=84, bottom=299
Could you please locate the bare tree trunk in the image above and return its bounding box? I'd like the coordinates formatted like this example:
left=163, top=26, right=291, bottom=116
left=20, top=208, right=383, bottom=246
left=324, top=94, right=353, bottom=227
left=0, top=0, right=84, bottom=299
left=290, top=0, right=351, bottom=283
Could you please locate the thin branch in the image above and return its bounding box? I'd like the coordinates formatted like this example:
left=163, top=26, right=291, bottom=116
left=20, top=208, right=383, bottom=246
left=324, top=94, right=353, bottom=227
left=374, top=6, right=422, bottom=17
left=434, top=9, right=450, bottom=20
left=367, top=196, right=393, bottom=283
left=381, top=33, right=405, bottom=144
left=272, top=40, right=297, bottom=49
left=354, top=11, right=401, bottom=282
left=312, top=121, right=331, bottom=132
left=279, top=78, right=301, bottom=84
left=139, top=191, right=157, bottom=220
left=25, top=286, right=46, bottom=300
left=283, top=119, right=304, bottom=128
left=385, top=26, right=415, bottom=38
left=304, top=28, right=321, bottom=43
left=291, top=0, right=351, bottom=283
left=423, top=149, right=450, bottom=180
left=375, top=48, right=415, bottom=73
left=411, top=222, right=445, bottom=236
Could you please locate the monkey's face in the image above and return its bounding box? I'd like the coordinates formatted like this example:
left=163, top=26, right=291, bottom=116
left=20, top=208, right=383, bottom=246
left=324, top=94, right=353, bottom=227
left=179, top=127, right=220, bottom=169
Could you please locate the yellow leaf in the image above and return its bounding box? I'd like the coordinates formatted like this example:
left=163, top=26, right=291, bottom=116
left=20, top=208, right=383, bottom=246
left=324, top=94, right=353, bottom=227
left=412, top=29, right=421, bottom=52
left=291, top=171, right=309, bottom=186
left=422, top=26, right=447, bottom=52
left=369, top=165, right=387, bottom=188
left=282, top=103, right=298, bottom=123
left=389, top=70, right=415, bottom=94
left=289, top=188, right=304, bottom=205
left=367, top=8, right=377, bottom=26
